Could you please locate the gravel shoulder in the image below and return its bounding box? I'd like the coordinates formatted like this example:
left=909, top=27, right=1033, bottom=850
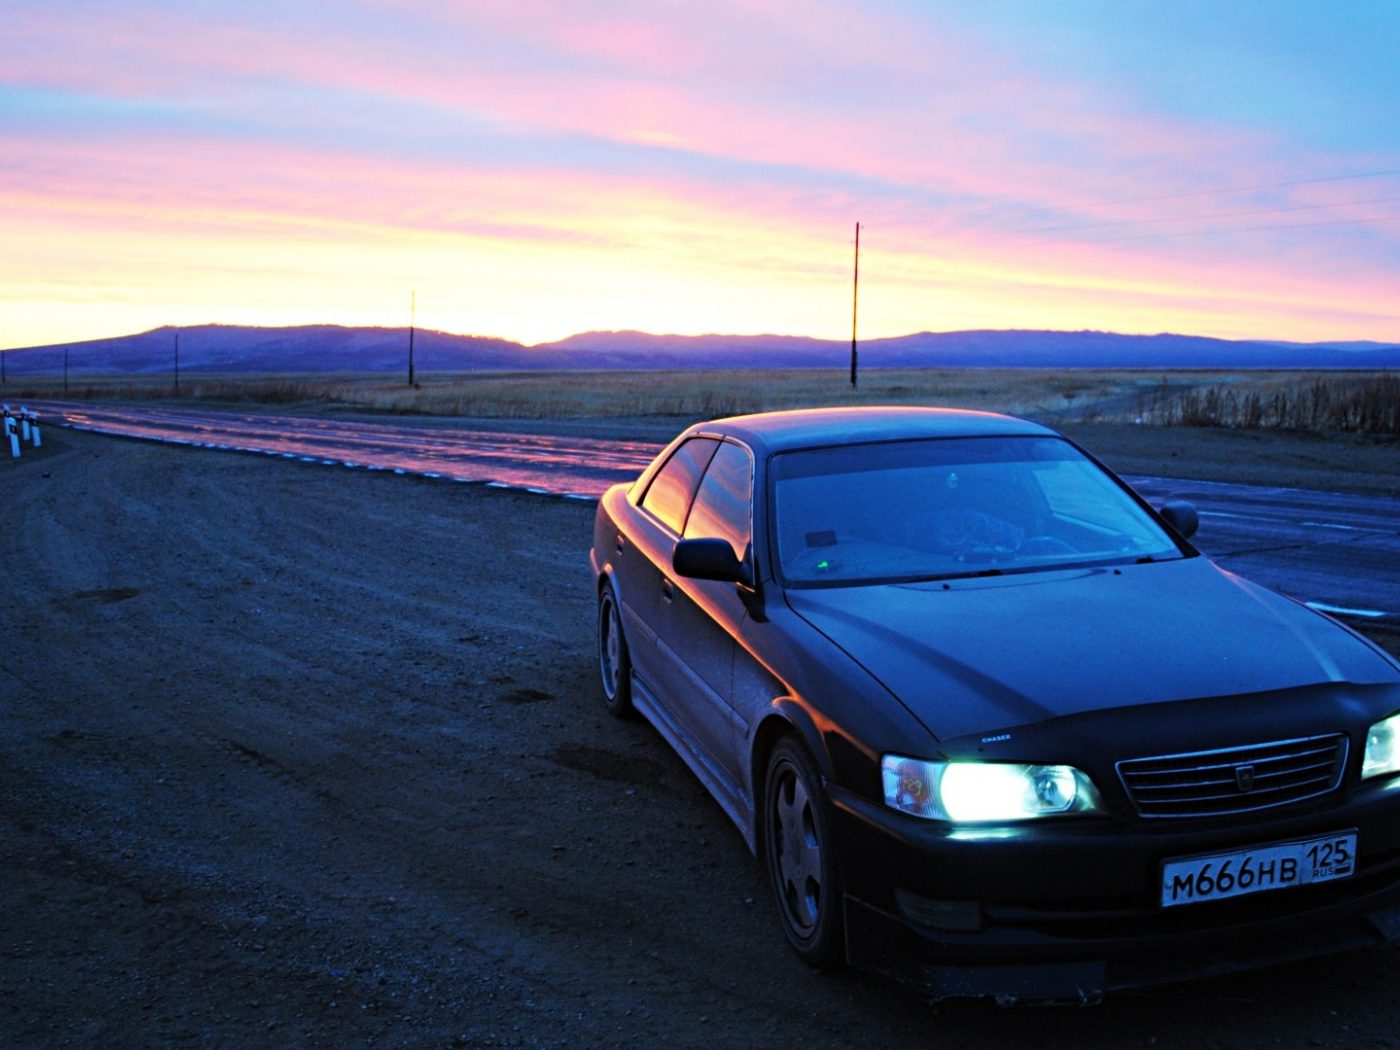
left=3, top=427, right=1400, bottom=1049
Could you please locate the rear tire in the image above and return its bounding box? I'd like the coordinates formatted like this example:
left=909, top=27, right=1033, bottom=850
left=763, top=735, right=844, bottom=968
left=597, top=582, right=633, bottom=718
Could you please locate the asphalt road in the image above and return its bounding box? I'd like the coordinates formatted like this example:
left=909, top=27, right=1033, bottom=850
left=31, top=401, right=1400, bottom=624
left=35, top=401, right=660, bottom=497
left=1127, top=476, right=1400, bottom=622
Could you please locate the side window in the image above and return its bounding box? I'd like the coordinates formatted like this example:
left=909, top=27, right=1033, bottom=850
left=640, top=438, right=720, bottom=534
left=683, top=441, right=753, bottom=562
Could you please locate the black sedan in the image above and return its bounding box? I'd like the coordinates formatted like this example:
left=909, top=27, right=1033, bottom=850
left=587, top=406, right=1400, bottom=1003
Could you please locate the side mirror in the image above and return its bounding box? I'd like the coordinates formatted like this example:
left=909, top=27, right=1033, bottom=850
left=1158, top=500, right=1199, bottom=540
left=673, top=538, right=747, bottom=584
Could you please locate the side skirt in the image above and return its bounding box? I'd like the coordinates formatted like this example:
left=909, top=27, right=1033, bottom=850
left=631, top=673, right=757, bottom=853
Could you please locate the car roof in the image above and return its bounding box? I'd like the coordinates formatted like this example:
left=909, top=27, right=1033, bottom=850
left=692, top=406, right=1057, bottom=454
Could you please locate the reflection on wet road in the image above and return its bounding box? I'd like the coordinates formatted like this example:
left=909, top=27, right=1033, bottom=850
left=1127, top=476, right=1400, bottom=624
left=43, top=402, right=662, bottom=499
left=33, top=402, right=1399, bottom=623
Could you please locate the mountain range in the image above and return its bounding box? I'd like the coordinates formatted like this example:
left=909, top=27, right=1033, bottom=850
left=5, top=324, right=1399, bottom=375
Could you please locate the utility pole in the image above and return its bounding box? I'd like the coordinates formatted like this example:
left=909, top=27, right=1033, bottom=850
left=850, top=222, right=861, bottom=389
left=64, top=347, right=69, bottom=393
left=174, top=331, right=180, bottom=391
left=407, top=291, right=416, bottom=386
left=1, top=348, right=5, bottom=386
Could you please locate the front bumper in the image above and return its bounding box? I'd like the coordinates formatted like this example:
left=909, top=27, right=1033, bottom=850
left=829, top=779, right=1400, bottom=1002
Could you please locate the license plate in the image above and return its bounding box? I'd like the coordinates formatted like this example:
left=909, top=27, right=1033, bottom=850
left=1160, top=830, right=1357, bottom=908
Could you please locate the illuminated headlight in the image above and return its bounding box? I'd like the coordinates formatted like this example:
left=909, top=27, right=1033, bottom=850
left=881, top=756, right=1104, bottom=822
left=1362, top=713, right=1400, bottom=780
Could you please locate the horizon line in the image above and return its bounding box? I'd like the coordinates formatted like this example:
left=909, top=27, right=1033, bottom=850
left=7, top=321, right=1399, bottom=355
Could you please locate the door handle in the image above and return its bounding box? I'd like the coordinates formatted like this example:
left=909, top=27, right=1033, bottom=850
left=615, top=534, right=625, bottom=556
left=661, top=578, right=674, bottom=603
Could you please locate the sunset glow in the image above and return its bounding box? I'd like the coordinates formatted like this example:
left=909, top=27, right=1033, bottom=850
left=4, top=1, right=1398, bottom=349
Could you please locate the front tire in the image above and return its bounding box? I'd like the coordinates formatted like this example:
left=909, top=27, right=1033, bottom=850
left=763, top=736, right=843, bottom=968
left=597, top=582, right=633, bottom=718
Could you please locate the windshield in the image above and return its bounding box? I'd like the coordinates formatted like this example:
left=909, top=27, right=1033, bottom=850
left=770, top=436, right=1184, bottom=586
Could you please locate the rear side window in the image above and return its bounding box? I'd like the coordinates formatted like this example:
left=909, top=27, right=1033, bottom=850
left=684, top=441, right=753, bottom=562
left=640, top=438, right=720, bottom=533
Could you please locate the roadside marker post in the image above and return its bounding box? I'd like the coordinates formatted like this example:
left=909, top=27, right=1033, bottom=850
left=1, top=407, right=41, bottom=454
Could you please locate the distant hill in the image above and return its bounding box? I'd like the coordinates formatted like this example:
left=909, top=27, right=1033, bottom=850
left=4, top=323, right=1399, bottom=376
left=543, top=329, right=1400, bottom=368
left=0, top=325, right=541, bottom=376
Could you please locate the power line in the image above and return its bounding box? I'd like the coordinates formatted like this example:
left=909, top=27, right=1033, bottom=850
left=1014, top=194, right=1400, bottom=236
left=1028, top=211, right=1400, bottom=247
left=878, top=167, right=1400, bottom=232
left=848, top=173, right=1400, bottom=263
left=1086, top=167, right=1400, bottom=208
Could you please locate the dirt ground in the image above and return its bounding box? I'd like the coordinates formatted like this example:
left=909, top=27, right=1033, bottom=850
left=1056, top=423, right=1400, bottom=498
left=4, top=424, right=1400, bottom=1049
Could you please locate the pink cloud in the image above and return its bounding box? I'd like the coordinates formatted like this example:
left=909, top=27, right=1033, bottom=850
left=3, top=1, right=1397, bottom=343
left=1, top=0, right=1263, bottom=202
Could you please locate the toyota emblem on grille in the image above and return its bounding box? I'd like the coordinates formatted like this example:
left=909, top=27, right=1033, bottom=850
left=1235, top=765, right=1256, bottom=792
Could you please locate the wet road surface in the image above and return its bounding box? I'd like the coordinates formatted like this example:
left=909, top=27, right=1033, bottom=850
left=1128, top=476, right=1400, bottom=624
left=30, top=401, right=1400, bottom=624
left=37, top=401, right=659, bottom=499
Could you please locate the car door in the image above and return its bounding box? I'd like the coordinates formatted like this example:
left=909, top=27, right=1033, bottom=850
left=622, top=437, right=720, bottom=706
left=658, top=439, right=755, bottom=789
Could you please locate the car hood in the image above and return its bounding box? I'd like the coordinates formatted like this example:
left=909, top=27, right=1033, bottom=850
left=784, top=556, right=1398, bottom=743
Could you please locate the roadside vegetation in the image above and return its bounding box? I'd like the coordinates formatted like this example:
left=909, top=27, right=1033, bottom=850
left=7, top=367, right=1398, bottom=435
left=1136, top=374, right=1400, bottom=435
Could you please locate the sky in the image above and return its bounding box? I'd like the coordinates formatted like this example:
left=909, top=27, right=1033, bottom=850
left=3, top=0, right=1399, bottom=349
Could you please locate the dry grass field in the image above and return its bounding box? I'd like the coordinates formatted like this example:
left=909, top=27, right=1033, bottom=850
left=9, top=367, right=1400, bottom=435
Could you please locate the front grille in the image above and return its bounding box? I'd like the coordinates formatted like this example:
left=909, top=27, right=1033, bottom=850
left=1117, top=734, right=1348, bottom=818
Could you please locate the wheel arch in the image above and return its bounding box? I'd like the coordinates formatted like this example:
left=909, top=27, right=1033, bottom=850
left=749, top=701, right=832, bottom=851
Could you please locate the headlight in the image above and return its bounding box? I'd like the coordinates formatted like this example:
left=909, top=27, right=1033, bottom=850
left=881, top=756, right=1104, bottom=822
left=1362, top=713, right=1400, bottom=780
